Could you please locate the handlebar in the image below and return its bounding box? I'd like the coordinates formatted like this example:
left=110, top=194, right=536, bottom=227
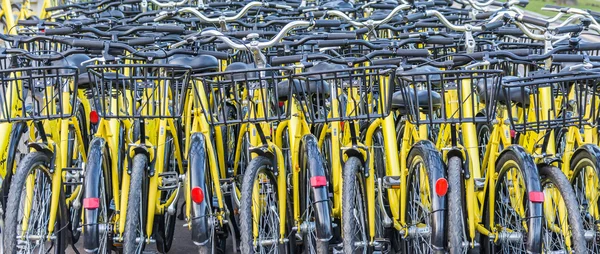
left=321, top=4, right=410, bottom=28
left=271, top=49, right=430, bottom=65
left=155, top=1, right=293, bottom=23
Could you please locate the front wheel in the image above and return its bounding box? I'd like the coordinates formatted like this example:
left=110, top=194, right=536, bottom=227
left=3, top=152, right=67, bottom=254
left=538, top=165, right=586, bottom=253
left=570, top=146, right=600, bottom=253
left=239, top=156, right=285, bottom=253
left=342, top=157, right=368, bottom=254
left=123, top=154, right=149, bottom=254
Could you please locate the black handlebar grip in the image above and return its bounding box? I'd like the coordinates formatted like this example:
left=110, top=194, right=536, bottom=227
left=554, top=25, right=583, bottom=34
left=415, top=1, right=435, bottom=7
left=45, top=27, right=74, bottom=35
left=519, top=15, right=549, bottom=27
left=434, top=0, right=451, bottom=6
left=491, top=1, right=504, bottom=6
left=578, top=43, right=600, bottom=51
left=588, top=10, right=600, bottom=17
left=45, top=5, right=67, bottom=11
left=73, top=39, right=105, bottom=49
left=395, top=49, right=430, bottom=57
left=404, top=13, right=426, bottom=23
left=497, top=28, right=524, bottom=36
left=327, top=32, right=356, bottom=39
left=371, top=58, right=403, bottom=66
left=426, top=36, right=454, bottom=45
left=318, top=39, right=348, bottom=47
left=354, top=27, right=369, bottom=34
left=137, top=16, right=156, bottom=23
left=127, top=37, right=156, bottom=46
left=271, top=55, right=303, bottom=65
left=369, top=3, right=396, bottom=9
left=517, top=0, right=529, bottom=6
left=155, top=26, right=185, bottom=33
left=475, top=11, right=495, bottom=20
left=483, top=21, right=504, bottom=31
left=313, top=20, right=341, bottom=27
left=552, top=54, right=584, bottom=62
left=216, top=43, right=230, bottom=51
left=414, top=22, right=445, bottom=28
left=18, top=20, right=41, bottom=26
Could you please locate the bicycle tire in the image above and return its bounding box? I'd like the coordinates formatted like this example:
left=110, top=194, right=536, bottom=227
left=538, top=165, right=586, bottom=253
left=123, top=154, right=149, bottom=254
left=342, top=156, right=368, bottom=254
left=66, top=103, right=89, bottom=244
left=1, top=121, right=28, bottom=213
left=569, top=145, right=600, bottom=253
left=240, top=156, right=285, bottom=254
left=82, top=138, right=114, bottom=254
left=482, top=147, right=543, bottom=254
left=402, top=141, right=446, bottom=254
left=447, top=156, right=468, bottom=254
left=3, top=152, right=67, bottom=254
left=156, top=133, right=178, bottom=253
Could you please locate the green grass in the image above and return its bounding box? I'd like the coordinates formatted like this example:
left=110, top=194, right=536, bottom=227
left=525, top=0, right=600, bottom=17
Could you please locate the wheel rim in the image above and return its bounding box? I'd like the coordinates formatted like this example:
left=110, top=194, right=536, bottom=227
left=405, top=156, right=433, bottom=253
left=252, top=168, right=279, bottom=254
left=572, top=159, right=600, bottom=253
left=16, top=164, right=55, bottom=253
left=494, top=161, right=528, bottom=252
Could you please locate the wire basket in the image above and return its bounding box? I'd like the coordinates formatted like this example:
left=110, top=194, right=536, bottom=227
left=291, top=65, right=396, bottom=124
left=193, top=66, right=292, bottom=125
left=87, top=64, right=192, bottom=119
left=395, top=69, right=503, bottom=125
left=0, top=66, right=79, bottom=123
left=502, top=71, right=600, bottom=133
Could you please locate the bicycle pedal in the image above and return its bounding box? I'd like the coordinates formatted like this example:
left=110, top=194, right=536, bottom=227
left=474, top=178, right=485, bottom=191
left=382, top=176, right=400, bottom=189
left=158, top=172, right=179, bottom=190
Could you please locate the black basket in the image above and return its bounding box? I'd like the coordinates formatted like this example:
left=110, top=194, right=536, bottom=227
left=291, top=65, right=396, bottom=124
left=0, top=66, right=79, bottom=123
left=193, top=67, right=292, bottom=125
left=395, top=69, right=503, bottom=125
left=502, top=71, right=600, bottom=133
left=87, top=64, right=192, bottom=119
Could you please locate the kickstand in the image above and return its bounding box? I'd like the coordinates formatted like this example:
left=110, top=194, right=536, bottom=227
left=71, top=244, right=81, bottom=254
left=177, top=201, right=186, bottom=220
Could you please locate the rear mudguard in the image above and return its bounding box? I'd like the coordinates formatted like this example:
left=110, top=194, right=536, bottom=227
left=301, top=134, right=333, bottom=241
left=83, top=137, right=112, bottom=252
left=188, top=133, right=213, bottom=245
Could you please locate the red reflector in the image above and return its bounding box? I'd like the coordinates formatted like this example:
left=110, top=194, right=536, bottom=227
left=191, top=187, right=204, bottom=204
left=279, top=101, right=285, bottom=107
left=90, top=110, right=99, bottom=124
left=510, top=130, right=516, bottom=138
left=83, top=198, right=100, bottom=209
left=435, top=178, right=448, bottom=196
left=340, top=121, right=345, bottom=131
left=310, top=176, right=327, bottom=187
left=529, top=191, right=544, bottom=203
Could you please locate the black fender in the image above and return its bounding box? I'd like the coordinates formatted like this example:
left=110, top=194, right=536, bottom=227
left=407, top=140, right=446, bottom=252
left=188, top=133, right=212, bottom=245
left=496, top=145, right=543, bottom=254
left=2, top=122, right=27, bottom=209
left=300, top=134, right=333, bottom=241
left=570, top=144, right=600, bottom=173
left=83, top=137, right=111, bottom=252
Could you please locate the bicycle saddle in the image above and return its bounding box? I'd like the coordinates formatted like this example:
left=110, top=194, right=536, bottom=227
left=476, top=76, right=530, bottom=107
left=397, top=66, right=443, bottom=88
left=391, top=88, right=442, bottom=113
left=169, top=55, right=219, bottom=74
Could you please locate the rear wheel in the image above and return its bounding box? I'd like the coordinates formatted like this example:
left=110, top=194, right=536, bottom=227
left=3, top=152, right=67, bottom=254
left=539, top=165, right=586, bottom=253
left=123, top=154, right=149, bottom=254
left=239, top=156, right=285, bottom=253
left=66, top=104, right=89, bottom=244
left=342, top=157, right=368, bottom=254
left=447, top=156, right=468, bottom=254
